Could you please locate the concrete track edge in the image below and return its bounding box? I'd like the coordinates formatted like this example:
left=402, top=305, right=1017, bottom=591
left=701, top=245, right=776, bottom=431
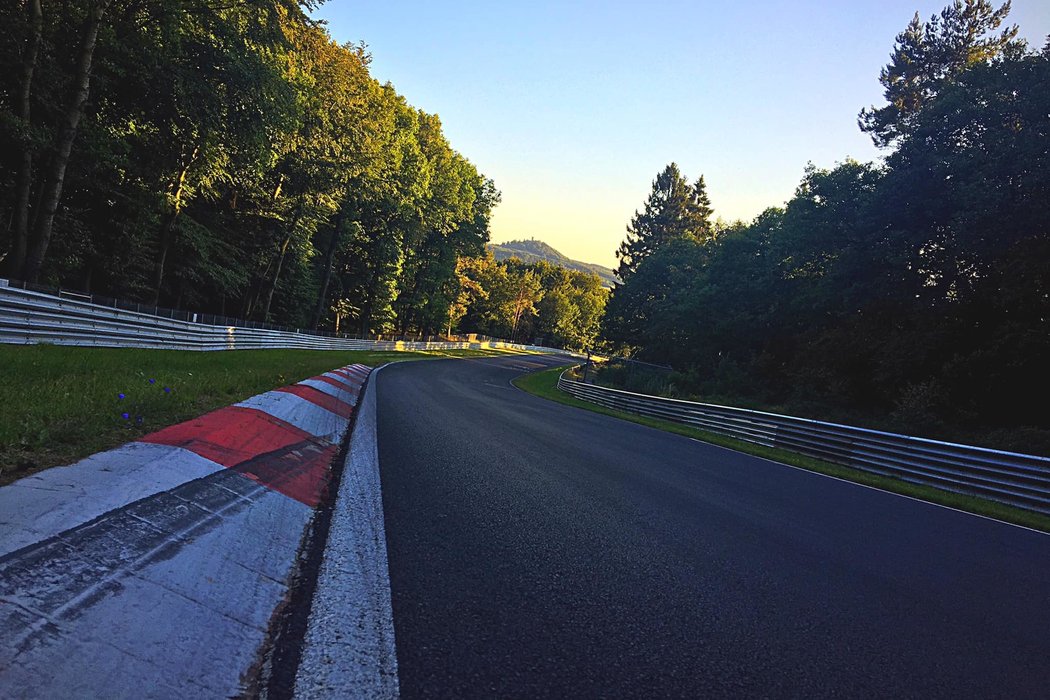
left=292, top=364, right=399, bottom=699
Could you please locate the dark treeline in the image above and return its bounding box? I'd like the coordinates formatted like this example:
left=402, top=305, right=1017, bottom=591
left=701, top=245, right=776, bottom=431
left=0, top=0, right=603, bottom=342
left=605, top=1, right=1049, bottom=452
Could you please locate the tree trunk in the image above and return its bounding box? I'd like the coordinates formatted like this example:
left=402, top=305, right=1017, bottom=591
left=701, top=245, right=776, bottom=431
left=358, top=302, right=371, bottom=337
left=247, top=174, right=285, bottom=319
left=150, top=208, right=180, bottom=306
left=244, top=279, right=261, bottom=318
left=511, top=282, right=527, bottom=340
left=150, top=151, right=197, bottom=305
left=359, top=246, right=383, bottom=337
left=5, top=0, right=43, bottom=278
left=310, top=212, right=345, bottom=329
left=244, top=254, right=275, bottom=319
left=400, top=246, right=431, bottom=335
left=262, top=199, right=304, bottom=323
left=261, top=235, right=291, bottom=322
left=22, top=0, right=111, bottom=283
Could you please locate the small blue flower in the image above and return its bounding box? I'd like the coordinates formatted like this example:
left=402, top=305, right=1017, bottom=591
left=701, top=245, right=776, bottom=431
left=118, top=393, right=125, bottom=400
left=163, top=387, right=171, bottom=394
left=121, top=412, right=130, bottom=420
left=135, top=416, right=143, bottom=425
left=148, top=378, right=156, bottom=385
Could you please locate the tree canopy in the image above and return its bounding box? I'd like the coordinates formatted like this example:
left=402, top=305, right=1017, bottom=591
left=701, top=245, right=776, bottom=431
left=604, top=2, right=1050, bottom=452
left=0, top=0, right=513, bottom=339
left=859, top=0, right=1020, bottom=146
left=614, top=163, right=713, bottom=281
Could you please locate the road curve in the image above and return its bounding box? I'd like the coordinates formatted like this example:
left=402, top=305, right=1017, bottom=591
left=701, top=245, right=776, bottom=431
left=376, top=355, right=1050, bottom=698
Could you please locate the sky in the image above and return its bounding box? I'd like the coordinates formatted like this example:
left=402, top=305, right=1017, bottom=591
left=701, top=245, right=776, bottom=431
left=314, top=1, right=1050, bottom=268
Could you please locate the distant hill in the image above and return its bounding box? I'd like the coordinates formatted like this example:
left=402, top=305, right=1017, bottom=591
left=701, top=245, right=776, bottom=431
left=487, top=239, right=618, bottom=288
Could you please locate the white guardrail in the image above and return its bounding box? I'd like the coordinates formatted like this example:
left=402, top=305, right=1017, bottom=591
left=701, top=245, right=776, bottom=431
left=558, top=370, right=1050, bottom=516
left=0, top=280, right=584, bottom=357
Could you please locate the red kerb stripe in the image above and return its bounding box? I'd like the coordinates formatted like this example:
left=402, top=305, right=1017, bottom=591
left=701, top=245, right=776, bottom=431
left=233, top=440, right=338, bottom=507
left=140, top=406, right=314, bottom=468
left=331, top=368, right=363, bottom=383
left=140, top=406, right=339, bottom=507
left=276, top=384, right=354, bottom=418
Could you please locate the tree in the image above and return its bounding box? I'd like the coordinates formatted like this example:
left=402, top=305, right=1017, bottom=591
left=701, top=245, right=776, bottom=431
left=3, top=0, right=308, bottom=284
left=614, top=163, right=713, bottom=281
left=0, top=0, right=498, bottom=341
left=138, top=0, right=299, bottom=305
left=859, top=0, right=1020, bottom=147
left=529, top=262, right=607, bottom=350
left=604, top=237, right=707, bottom=362
left=5, top=0, right=42, bottom=277
left=455, top=253, right=510, bottom=335
left=599, top=16, right=1050, bottom=450
left=394, top=116, right=494, bottom=335
left=19, top=0, right=114, bottom=283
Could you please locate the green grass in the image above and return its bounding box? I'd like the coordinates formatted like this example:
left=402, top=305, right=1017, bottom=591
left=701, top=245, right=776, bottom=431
left=514, top=366, right=1050, bottom=533
left=0, top=344, right=504, bottom=484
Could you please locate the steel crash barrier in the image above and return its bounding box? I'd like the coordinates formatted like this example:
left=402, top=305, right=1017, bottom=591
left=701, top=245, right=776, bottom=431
left=558, top=370, right=1050, bottom=516
left=0, top=280, right=584, bottom=357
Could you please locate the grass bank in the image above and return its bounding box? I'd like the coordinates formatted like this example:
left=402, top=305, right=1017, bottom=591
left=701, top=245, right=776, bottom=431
left=0, top=344, right=502, bottom=484
left=514, top=366, right=1050, bottom=534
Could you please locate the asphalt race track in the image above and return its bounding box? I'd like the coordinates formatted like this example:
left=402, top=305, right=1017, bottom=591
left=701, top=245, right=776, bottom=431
left=376, top=355, right=1050, bottom=698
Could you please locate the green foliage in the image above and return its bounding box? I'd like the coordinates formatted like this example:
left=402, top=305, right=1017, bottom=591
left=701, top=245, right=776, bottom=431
left=0, top=1, right=498, bottom=338
left=455, top=254, right=607, bottom=349
left=605, top=5, right=1050, bottom=453
left=615, top=163, right=714, bottom=281
left=859, top=0, right=1020, bottom=146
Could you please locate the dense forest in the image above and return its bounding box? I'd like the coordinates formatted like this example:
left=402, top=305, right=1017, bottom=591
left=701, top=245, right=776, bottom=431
left=0, top=0, right=604, bottom=345
left=604, top=0, right=1050, bottom=452
left=457, top=255, right=606, bottom=350
left=3, top=0, right=1045, bottom=447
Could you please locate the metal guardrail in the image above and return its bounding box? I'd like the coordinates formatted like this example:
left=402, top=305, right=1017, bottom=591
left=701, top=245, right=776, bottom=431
left=558, top=370, right=1050, bottom=516
left=0, top=281, right=584, bottom=357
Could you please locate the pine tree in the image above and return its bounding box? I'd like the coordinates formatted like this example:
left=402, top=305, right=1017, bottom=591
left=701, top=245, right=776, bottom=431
left=614, top=163, right=713, bottom=281
left=859, top=0, right=1019, bottom=147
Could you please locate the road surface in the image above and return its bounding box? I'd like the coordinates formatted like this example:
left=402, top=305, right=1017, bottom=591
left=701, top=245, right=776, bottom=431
left=375, top=355, right=1050, bottom=698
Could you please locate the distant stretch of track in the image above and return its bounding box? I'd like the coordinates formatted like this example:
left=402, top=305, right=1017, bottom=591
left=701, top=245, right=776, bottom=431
left=377, top=355, right=1050, bottom=697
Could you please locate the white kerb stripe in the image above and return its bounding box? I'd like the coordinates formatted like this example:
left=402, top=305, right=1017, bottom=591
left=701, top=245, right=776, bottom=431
left=0, top=443, right=224, bottom=559
left=299, top=378, right=354, bottom=402
left=236, top=391, right=349, bottom=442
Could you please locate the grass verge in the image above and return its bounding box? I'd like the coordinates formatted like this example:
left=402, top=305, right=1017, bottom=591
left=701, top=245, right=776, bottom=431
left=0, top=344, right=504, bottom=484
left=514, top=366, right=1050, bottom=534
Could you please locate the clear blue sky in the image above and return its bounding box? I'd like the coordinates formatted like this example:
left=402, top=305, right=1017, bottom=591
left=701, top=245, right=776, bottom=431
left=314, top=1, right=1050, bottom=268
